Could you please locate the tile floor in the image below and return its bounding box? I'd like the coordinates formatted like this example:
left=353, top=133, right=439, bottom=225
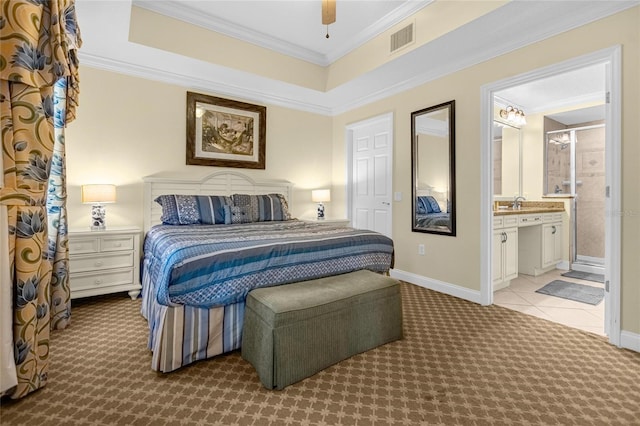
left=494, top=269, right=605, bottom=336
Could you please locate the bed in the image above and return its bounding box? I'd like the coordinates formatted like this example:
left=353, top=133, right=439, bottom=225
left=415, top=212, right=451, bottom=229
left=141, top=171, right=394, bottom=372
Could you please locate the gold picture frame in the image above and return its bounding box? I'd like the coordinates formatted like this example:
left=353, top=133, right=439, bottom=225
left=186, top=91, right=266, bottom=169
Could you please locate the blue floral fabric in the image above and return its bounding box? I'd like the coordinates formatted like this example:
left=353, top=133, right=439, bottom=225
left=1, top=0, right=81, bottom=400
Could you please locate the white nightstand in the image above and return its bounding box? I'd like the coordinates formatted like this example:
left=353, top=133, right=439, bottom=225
left=301, top=218, right=351, bottom=227
left=68, top=226, right=142, bottom=300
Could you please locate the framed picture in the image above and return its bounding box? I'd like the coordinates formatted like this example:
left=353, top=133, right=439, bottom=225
left=186, top=91, right=266, bottom=169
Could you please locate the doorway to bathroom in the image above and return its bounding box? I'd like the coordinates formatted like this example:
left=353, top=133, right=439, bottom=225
left=480, top=46, right=622, bottom=346
left=545, top=122, right=606, bottom=276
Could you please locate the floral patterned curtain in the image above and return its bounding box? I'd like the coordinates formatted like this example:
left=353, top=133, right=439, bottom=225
left=0, top=0, right=81, bottom=399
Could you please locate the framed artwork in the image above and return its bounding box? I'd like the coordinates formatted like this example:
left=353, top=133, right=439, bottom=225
left=186, top=91, right=266, bottom=169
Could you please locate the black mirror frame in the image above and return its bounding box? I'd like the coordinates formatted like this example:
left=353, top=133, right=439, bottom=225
left=411, top=100, right=456, bottom=236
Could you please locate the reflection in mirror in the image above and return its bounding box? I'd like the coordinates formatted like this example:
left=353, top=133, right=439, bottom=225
left=493, top=121, right=521, bottom=198
left=411, top=100, right=456, bottom=235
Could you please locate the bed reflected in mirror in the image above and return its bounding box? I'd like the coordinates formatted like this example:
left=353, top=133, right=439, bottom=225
left=411, top=100, right=456, bottom=235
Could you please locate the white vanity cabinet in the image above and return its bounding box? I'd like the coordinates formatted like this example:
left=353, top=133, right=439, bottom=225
left=493, top=215, right=518, bottom=290
left=542, top=215, right=564, bottom=268
left=518, top=213, right=564, bottom=276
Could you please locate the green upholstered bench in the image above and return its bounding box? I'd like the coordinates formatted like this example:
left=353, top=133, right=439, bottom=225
left=241, top=269, right=403, bottom=390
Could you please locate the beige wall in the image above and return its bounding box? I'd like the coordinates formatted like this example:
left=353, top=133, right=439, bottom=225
left=65, top=68, right=333, bottom=231
left=331, top=7, right=639, bottom=334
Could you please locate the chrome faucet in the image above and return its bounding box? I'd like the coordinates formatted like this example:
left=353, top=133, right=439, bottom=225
left=512, top=196, right=526, bottom=210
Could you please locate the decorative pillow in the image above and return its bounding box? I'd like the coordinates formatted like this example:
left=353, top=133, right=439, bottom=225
left=224, top=205, right=252, bottom=224
left=416, top=196, right=432, bottom=214
left=425, top=196, right=442, bottom=213
left=231, top=194, right=259, bottom=222
left=231, top=193, right=291, bottom=222
left=416, top=197, right=428, bottom=214
left=255, top=194, right=291, bottom=221
left=416, top=196, right=442, bottom=214
left=155, top=195, right=231, bottom=225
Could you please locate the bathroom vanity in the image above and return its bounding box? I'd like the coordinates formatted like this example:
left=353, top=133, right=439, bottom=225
left=493, top=202, right=565, bottom=290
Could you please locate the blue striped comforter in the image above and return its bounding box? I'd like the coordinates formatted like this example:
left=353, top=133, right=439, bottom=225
left=143, top=220, right=394, bottom=308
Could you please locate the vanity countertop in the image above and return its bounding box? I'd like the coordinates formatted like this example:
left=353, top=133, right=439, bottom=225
left=493, top=201, right=565, bottom=216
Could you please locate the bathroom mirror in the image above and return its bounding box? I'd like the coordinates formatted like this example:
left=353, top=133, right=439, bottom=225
left=493, top=121, right=522, bottom=198
left=411, top=100, right=456, bottom=235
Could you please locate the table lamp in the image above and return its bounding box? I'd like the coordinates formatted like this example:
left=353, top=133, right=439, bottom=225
left=311, top=189, right=331, bottom=220
left=81, top=184, right=116, bottom=231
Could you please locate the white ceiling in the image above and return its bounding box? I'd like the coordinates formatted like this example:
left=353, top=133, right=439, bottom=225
left=496, top=63, right=607, bottom=125
left=77, top=1, right=638, bottom=116
left=133, top=0, right=429, bottom=66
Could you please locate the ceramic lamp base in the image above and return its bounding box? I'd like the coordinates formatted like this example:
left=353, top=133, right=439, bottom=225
left=317, top=203, right=325, bottom=220
left=90, top=204, right=106, bottom=231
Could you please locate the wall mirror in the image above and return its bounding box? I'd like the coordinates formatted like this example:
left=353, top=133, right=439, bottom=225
left=492, top=120, right=522, bottom=198
left=411, top=100, right=456, bottom=235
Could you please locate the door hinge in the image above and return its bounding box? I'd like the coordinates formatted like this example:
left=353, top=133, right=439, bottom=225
left=606, top=92, right=610, bottom=104
left=605, top=280, right=610, bottom=292
left=606, top=186, right=610, bottom=198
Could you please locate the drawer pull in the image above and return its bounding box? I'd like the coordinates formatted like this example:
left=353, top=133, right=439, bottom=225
left=114, top=243, right=122, bottom=247
left=95, top=261, right=103, bottom=267
left=94, top=279, right=103, bottom=285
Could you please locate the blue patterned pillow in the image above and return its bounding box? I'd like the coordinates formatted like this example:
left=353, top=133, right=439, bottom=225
left=416, top=197, right=428, bottom=214
left=223, top=205, right=252, bottom=224
left=232, top=193, right=291, bottom=222
left=255, top=194, right=291, bottom=221
left=425, top=196, right=441, bottom=213
left=416, top=196, right=441, bottom=214
left=155, top=195, right=231, bottom=225
left=231, top=194, right=259, bottom=222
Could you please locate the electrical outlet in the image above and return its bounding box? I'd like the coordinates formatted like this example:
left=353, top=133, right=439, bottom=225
left=418, top=244, right=425, bottom=255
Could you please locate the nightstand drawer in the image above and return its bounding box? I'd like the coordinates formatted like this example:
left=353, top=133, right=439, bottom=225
left=101, top=235, right=134, bottom=252
left=70, top=269, right=134, bottom=292
left=70, top=252, right=134, bottom=273
left=69, top=237, right=99, bottom=255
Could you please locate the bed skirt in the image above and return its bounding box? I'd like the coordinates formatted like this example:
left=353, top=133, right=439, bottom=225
left=141, top=272, right=245, bottom=372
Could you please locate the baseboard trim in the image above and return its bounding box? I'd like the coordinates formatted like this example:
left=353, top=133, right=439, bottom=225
left=620, top=330, right=640, bottom=353
left=390, top=269, right=482, bottom=305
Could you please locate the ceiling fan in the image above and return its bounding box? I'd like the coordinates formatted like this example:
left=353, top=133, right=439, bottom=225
left=322, top=0, right=336, bottom=38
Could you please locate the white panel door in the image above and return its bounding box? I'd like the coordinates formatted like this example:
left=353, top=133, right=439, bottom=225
left=351, top=114, right=393, bottom=238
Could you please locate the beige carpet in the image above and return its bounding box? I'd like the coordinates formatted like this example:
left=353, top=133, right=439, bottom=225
left=1, top=282, right=639, bottom=425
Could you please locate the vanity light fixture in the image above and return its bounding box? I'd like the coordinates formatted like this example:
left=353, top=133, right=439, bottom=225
left=499, top=106, right=527, bottom=126
left=81, top=184, right=116, bottom=231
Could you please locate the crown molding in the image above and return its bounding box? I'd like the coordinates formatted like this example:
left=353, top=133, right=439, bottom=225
left=79, top=52, right=333, bottom=116
left=132, top=0, right=329, bottom=66
left=328, top=0, right=638, bottom=115
left=132, top=0, right=432, bottom=67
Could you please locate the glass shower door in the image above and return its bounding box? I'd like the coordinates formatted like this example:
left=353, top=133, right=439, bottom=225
left=573, top=126, right=606, bottom=267
left=545, top=125, right=605, bottom=271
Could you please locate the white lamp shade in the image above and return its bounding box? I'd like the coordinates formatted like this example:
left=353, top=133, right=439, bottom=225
left=81, top=184, right=116, bottom=204
left=311, top=189, right=331, bottom=203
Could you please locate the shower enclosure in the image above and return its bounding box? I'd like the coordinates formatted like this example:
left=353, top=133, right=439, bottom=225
left=545, top=123, right=606, bottom=273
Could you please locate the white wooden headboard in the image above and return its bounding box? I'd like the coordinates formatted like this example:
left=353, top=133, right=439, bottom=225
left=143, top=171, right=293, bottom=233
